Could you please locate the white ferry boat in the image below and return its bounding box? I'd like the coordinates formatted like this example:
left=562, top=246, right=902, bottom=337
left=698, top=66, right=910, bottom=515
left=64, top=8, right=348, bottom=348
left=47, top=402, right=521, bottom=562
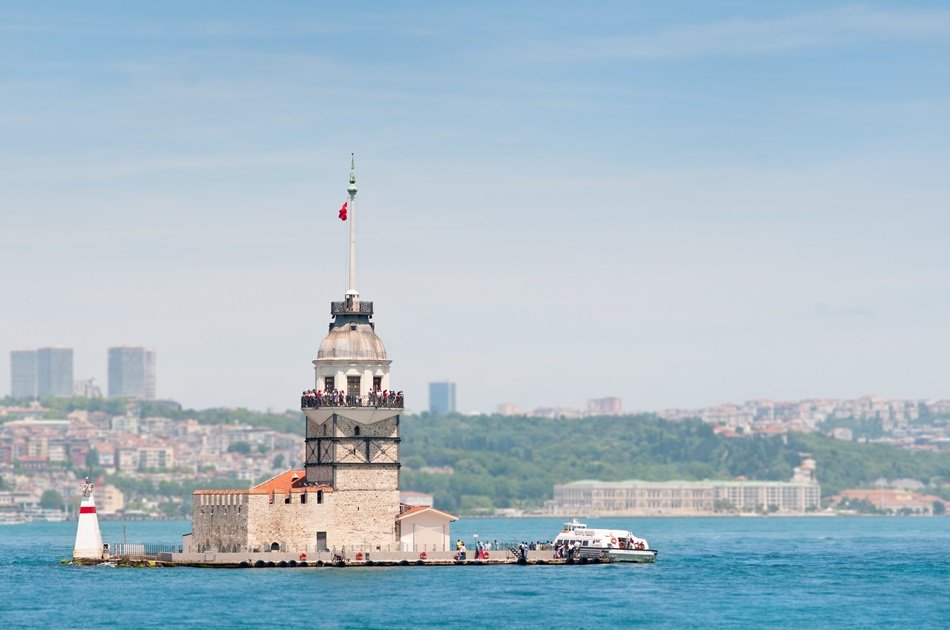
left=553, top=519, right=657, bottom=563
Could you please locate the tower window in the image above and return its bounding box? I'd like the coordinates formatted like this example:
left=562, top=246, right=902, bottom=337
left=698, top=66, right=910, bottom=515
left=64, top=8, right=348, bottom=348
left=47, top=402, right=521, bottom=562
left=324, top=376, right=335, bottom=391
left=317, top=490, right=324, bottom=504
left=354, top=426, right=361, bottom=436
left=301, top=493, right=307, bottom=504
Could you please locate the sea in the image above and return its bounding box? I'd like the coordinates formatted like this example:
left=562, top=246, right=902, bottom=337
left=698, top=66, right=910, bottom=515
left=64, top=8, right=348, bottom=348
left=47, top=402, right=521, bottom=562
left=1, top=516, right=947, bottom=629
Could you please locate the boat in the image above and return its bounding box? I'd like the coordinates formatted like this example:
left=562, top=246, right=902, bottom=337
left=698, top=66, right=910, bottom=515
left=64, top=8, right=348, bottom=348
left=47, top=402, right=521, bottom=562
left=552, top=518, right=657, bottom=563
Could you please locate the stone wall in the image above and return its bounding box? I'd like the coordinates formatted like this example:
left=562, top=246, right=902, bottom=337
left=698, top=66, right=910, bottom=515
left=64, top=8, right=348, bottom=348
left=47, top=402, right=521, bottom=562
left=191, top=493, right=249, bottom=552
left=307, top=464, right=333, bottom=485
left=328, top=488, right=401, bottom=551
left=335, top=466, right=398, bottom=491
left=333, top=415, right=397, bottom=438
left=245, top=492, right=334, bottom=553
left=235, top=487, right=399, bottom=553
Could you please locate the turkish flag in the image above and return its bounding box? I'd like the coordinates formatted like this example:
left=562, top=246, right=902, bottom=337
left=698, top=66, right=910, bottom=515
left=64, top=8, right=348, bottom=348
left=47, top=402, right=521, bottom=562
left=338, top=201, right=348, bottom=221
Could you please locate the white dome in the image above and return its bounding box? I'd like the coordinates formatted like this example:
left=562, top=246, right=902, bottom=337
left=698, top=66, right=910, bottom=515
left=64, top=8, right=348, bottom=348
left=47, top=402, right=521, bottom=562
left=317, top=324, right=388, bottom=361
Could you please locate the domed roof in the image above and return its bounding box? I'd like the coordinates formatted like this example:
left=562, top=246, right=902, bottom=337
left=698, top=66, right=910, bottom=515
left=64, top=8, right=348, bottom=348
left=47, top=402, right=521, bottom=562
left=317, top=323, right=388, bottom=361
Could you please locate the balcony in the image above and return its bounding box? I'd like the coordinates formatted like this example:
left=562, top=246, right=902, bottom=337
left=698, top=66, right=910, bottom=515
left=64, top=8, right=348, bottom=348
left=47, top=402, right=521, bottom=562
left=331, top=301, right=373, bottom=316
left=301, top=392, right=403, bottom=410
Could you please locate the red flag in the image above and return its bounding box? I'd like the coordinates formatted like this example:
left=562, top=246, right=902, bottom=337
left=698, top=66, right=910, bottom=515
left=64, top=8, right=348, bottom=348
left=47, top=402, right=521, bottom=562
left=338, top=200, right=348, bottom=221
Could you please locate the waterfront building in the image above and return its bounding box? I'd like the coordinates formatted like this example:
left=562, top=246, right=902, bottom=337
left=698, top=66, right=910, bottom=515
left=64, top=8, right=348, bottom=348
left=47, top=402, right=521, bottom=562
left=108, top=346, right=156, bottom=399
left=834, top=489, right=946, bottom=515
left=73, top=377, right=103, bottom=398
left=36, top=347, right=73, bottom=398
left=99, top=484, right=125, bottom=515
left=552, top=478, right=821, bottom=515
left=10, top=350, right=37, bottom=399
left=429, top=381, right=457, bottom=413
left=189, top=157, right=456, bottom=555
left=587, top=397, right=623, bottom=415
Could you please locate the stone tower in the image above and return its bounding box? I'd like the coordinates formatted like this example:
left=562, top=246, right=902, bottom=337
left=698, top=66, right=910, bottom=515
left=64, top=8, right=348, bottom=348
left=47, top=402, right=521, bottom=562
left=302, top=156, right=402, bottom=548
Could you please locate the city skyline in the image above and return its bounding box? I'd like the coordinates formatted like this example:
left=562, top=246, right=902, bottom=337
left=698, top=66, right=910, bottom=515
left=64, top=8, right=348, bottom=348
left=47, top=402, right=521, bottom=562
left=2, top=2, right=949, bottom=412
left=8, top=346, right=155, bottom=402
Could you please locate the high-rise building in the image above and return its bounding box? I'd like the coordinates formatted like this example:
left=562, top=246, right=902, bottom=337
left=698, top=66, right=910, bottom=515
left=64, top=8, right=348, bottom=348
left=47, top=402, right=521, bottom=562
left=108, top=346, right=156, bottom=399
left=10, top=350, right=37, bottom=399
left=36, top=347, right=74, bottom=398
left=429, top=381, right=457, bottom=414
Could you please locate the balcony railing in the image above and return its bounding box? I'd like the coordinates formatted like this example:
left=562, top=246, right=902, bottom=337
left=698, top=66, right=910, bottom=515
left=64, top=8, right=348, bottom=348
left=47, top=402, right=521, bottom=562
left=301, top=393, right=404, bottom=410
left=331, top=301, right=373, bottom=316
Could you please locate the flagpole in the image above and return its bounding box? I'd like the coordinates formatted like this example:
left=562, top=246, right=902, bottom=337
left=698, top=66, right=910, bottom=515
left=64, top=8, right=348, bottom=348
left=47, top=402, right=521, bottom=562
left=346, top=153, right=358, bottom=297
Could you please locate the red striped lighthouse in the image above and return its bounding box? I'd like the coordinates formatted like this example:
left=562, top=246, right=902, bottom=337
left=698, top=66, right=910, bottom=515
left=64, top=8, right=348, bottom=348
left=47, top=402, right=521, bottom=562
left=73, top=477, right=104, bottom=561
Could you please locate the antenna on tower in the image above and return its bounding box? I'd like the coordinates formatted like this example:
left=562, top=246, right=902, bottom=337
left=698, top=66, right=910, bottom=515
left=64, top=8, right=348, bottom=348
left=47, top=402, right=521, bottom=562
left=346, top=153, right=358, bottom=298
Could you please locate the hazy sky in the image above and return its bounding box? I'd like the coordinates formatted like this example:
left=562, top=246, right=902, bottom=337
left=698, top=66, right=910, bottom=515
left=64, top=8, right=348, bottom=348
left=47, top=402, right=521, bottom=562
left=2, top=1, right=949, bottom=413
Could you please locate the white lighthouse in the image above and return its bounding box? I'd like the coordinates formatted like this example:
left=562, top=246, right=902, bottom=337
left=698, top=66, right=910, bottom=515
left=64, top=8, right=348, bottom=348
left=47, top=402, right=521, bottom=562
left=73, top=477, right=103, bottom=561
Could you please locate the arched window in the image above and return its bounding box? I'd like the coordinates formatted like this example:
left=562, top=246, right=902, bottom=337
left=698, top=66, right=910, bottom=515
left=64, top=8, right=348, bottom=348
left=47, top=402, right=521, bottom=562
left=354, top=425, right=361, bottom=436
left=271, top=542, right=280, bottom=551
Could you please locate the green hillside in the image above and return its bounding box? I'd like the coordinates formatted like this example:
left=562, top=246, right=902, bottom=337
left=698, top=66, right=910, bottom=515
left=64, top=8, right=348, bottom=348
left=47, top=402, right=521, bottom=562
left=401, top=413, right=950, bottom=513
left=2, top=396, right=303, bottom=435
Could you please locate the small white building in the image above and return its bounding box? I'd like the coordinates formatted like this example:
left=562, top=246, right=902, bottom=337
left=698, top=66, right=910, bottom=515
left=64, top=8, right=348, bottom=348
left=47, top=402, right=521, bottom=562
left=396, top=506, right=458, bottom=552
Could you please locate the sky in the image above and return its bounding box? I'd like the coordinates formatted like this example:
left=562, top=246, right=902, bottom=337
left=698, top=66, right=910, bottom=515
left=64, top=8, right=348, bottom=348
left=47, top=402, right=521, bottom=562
left=2, top=1, right=949, bottom=413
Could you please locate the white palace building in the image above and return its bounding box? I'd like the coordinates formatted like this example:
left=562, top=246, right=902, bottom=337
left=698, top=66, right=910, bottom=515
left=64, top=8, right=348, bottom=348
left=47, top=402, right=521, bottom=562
left=551, top=478, right=821, bottom=516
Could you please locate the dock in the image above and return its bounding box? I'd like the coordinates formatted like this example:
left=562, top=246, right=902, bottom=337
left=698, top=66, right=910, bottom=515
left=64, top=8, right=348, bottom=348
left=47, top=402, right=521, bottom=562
left=75, top=548, right=612, bottom=568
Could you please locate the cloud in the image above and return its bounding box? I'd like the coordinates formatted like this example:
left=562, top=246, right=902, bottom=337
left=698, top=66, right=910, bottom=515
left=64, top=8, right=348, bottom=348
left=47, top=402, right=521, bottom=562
left=511, top=5, right=950, bottom=63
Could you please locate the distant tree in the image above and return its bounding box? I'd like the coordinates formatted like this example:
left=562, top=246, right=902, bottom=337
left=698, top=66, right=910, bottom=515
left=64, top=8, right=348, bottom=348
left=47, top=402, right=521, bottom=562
left=228, top=441, right=252, bottom=455
left=934, top=501, right=946, bottom=516
left=40, top=489, right=64, bottom=510
left=158, top=501, right=179, bottom=517
left=85, top=449, right=99, bottom=469
left=403, top=455, right=426, bottom=469
left=459, top=494, right=494, bottom=514
left=713, top=499, right=737, bottom=513
left=272, top=454, right=285, bottom=469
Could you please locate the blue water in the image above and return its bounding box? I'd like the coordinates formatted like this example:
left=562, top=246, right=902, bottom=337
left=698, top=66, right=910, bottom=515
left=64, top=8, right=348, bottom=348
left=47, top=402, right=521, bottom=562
left=1, top=517, right=948, bottom=628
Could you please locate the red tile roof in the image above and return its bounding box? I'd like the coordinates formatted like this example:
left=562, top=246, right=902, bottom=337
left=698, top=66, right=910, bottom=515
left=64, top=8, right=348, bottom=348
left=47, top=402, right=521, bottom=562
left=192, top=469, right=332, bottom=495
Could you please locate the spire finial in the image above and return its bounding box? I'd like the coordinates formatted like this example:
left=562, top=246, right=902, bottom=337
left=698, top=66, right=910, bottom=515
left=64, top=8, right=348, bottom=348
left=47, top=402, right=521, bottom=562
left=346, top=154, right=358, bottom=297
left=347, top=153, right=357, bottom=197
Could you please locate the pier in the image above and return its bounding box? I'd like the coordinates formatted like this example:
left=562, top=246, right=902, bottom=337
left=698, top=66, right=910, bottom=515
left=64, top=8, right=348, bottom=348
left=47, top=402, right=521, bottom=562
left=80, top=548, right=613, bottom=568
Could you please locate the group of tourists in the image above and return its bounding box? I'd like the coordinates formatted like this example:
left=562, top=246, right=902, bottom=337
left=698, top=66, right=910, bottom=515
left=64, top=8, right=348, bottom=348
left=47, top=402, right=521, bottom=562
left=553, top=540, right=579, bottom=559
left=453, top=538, right=492, bottom=561
left=300, top=388, right=405, bottom=409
